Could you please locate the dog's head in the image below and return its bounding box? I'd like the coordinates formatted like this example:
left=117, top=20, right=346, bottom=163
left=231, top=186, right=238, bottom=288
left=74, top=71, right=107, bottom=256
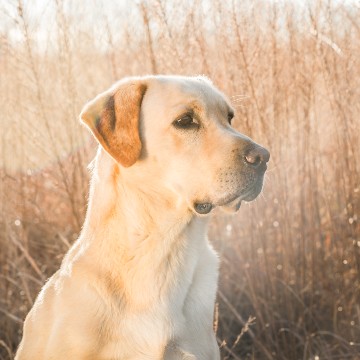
left=80, top=75, right=269, bottom=215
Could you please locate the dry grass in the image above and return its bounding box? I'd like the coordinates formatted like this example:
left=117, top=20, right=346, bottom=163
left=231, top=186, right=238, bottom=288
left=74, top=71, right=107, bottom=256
left=1, top=0, right=360, bottom=359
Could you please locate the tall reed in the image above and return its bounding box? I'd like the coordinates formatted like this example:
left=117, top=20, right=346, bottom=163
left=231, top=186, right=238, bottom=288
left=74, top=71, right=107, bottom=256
left=0, top=1, right=359, bottom=358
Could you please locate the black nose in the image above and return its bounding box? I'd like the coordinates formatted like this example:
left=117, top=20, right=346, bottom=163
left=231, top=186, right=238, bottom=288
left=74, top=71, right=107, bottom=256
left=244, top=146, right=270, bottom=168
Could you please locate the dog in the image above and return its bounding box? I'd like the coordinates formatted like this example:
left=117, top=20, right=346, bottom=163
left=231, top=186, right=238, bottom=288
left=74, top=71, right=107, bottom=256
left=15, top=75, right=269, bottom=359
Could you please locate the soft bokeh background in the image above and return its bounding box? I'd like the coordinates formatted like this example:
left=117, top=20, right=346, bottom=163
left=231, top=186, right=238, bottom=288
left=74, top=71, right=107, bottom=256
left=1, top=0, right=359, bottom=359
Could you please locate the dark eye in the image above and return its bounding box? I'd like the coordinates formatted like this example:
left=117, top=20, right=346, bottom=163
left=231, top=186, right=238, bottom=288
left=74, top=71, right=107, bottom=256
left=228, top=112, right=234, bottom=125
left=173, top=114, right=199, bottom=129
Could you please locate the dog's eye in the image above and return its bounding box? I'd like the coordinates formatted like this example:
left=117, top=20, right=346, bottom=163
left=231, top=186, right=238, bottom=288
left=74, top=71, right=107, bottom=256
left=228, top=111, right=234, bottom=125
left=173, top=114, right=199, bottom=129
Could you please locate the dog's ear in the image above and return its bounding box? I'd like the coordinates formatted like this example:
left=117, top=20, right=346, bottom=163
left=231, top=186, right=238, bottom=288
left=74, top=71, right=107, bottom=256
left=80, top=81, right=147, bottom=167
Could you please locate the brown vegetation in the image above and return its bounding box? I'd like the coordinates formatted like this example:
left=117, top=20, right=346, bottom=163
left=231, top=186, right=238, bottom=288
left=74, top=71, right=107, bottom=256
left=1, top=0, right=359, bottom=359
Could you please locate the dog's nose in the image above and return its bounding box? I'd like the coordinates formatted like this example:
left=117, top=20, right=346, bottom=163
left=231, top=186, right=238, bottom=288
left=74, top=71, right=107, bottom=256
left=244, top=146, right=270, bottom=168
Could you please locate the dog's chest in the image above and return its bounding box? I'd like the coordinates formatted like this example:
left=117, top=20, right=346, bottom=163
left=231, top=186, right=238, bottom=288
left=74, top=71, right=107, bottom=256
left=99, top=234, right=219, bottom=359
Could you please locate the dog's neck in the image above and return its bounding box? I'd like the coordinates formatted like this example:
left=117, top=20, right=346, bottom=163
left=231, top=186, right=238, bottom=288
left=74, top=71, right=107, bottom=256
left=84, top=149, right=197, bottom=240
left=76, top=149, right=209, bottom=309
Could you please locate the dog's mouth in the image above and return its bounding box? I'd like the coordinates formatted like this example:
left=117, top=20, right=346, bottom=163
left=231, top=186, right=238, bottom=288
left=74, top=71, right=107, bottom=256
left=193, top=178, right=264, bottom=215
left=220, top=185, right=263, bottom=213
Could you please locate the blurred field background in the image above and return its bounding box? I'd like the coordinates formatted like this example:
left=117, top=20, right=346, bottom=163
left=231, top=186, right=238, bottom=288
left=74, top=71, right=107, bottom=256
left=1, top=0, right=360, bottom=359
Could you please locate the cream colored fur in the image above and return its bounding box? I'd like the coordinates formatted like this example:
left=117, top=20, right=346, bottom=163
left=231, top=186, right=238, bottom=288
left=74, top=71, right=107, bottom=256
left=16, top=75, right=268, bottom=359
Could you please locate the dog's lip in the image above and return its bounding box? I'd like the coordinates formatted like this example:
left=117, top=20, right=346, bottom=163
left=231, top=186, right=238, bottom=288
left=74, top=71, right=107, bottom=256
left=216, top=193, right=243, bottom=207
left=218, top=186, right=256, bottom=205
left=192, top=179, right=264, bottom=214
left=219, top=197, right=242, bottom=213
left=216, top=184, right=262, bottom=208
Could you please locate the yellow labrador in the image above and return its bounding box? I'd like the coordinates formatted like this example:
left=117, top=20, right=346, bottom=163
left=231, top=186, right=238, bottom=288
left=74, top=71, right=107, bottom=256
left=16, top=75, right=269, bottom=359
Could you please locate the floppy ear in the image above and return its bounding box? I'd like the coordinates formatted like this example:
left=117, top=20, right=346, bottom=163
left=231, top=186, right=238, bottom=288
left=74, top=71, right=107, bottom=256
left=80, top=81, right=147, bottom=167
